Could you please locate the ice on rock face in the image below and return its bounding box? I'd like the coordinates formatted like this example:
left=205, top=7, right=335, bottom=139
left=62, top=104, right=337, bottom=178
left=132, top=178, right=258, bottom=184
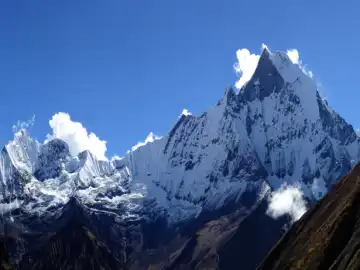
left=0, top=47, right=359, bottom=225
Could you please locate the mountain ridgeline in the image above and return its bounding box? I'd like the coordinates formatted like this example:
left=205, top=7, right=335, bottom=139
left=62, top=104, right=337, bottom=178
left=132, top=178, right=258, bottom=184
left=0, top=47, right=358, bottom=269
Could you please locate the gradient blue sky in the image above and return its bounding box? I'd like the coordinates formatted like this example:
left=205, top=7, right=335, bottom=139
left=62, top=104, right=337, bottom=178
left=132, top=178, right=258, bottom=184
left=0, top=1, right=359, bottom=157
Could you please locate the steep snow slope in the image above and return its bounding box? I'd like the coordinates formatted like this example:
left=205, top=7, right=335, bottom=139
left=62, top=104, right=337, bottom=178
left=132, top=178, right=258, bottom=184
left=0, top=47, right=358, bottom=228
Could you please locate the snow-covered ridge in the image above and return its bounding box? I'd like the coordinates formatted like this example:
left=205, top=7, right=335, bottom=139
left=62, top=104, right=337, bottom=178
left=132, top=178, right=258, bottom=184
left=0, top=47, right=358, bottom=225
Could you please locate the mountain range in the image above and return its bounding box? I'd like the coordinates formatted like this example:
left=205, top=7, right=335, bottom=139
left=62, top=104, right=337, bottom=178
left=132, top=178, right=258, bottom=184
left=0, top=46, right=358, bottom=269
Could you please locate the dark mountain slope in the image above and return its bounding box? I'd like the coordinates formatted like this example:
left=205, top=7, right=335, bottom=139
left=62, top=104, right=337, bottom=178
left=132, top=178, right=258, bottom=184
left=0, top=240, right=13, bottom=270
left=17, top=199, right=125, bottom=270
left=217, top=199, right=289, bottom=270
left=151, top=198, right=290, bottom=270
left=258, top=162, right=360, bottom=270
left=19, top=224, right=124, bottom=270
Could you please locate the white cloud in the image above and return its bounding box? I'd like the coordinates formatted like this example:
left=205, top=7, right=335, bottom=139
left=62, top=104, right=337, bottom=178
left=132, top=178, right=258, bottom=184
left=45, top=112, right=107, bottom=160
left=129, top=132, right=162, bottom=152
left=12, top=115, right=35, bottom=133
left=286, top=49, right=300, bottom=64
left=266, top=184, right=308, bottom=222
left=179, top=108, right=192, bottom=118
left=286, top=48, right=314, bottom=78
left=234, top=44, right=315, bottom=89
left=234, top=48, right=260, bottom=89
left=111, top=155, right=123, bottom=161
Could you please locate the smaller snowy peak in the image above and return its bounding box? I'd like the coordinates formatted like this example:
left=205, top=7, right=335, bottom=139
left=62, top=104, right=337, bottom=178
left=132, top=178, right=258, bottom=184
left=78, top=149, right=94, bottom=163
left=130, top=132, right=163, bottom=153
left=75, top=149, right=113, bottom=186
left=5, top=129, right=40, bottom=173
left=163, top=112, right=195, bottom=155
left=179, top=109, right=192, bottom=118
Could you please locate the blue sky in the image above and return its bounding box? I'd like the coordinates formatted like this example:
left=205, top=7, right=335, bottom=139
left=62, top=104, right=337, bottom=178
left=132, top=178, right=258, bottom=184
left=0, top=1, right=359, bottom=158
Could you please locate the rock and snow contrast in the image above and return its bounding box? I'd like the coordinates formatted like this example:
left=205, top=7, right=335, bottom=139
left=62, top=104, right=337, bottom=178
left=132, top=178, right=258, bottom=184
left=0, top=46, right=359, bottom=269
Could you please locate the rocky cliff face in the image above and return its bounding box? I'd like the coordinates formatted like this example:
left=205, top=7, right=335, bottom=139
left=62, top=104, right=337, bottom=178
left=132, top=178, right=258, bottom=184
left=0, top=47, right=358, bottom=269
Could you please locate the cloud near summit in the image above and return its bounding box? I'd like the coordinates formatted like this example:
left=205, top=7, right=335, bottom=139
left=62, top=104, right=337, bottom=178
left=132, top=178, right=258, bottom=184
left=234, top=44, right=313, bottom=89
left=45, top=112, right=108, bottom=160
left=234, top=48, right=260, bottom=89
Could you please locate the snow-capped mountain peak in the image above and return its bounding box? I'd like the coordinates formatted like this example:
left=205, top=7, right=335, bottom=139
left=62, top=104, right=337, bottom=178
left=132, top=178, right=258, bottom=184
left=0, top=47, right=358, bottom=230
left=241, top=46, right=320, bottom=122
left=5, top=129, right=40, bottom=174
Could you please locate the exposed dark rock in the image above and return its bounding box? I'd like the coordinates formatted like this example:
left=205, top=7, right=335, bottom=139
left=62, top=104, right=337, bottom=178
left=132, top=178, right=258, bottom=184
left=0, top=239, right=13, bottom=270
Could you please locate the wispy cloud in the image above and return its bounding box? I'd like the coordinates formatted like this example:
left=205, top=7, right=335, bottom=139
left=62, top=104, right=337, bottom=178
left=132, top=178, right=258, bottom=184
left=12, top=115, right=36, bottom=133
